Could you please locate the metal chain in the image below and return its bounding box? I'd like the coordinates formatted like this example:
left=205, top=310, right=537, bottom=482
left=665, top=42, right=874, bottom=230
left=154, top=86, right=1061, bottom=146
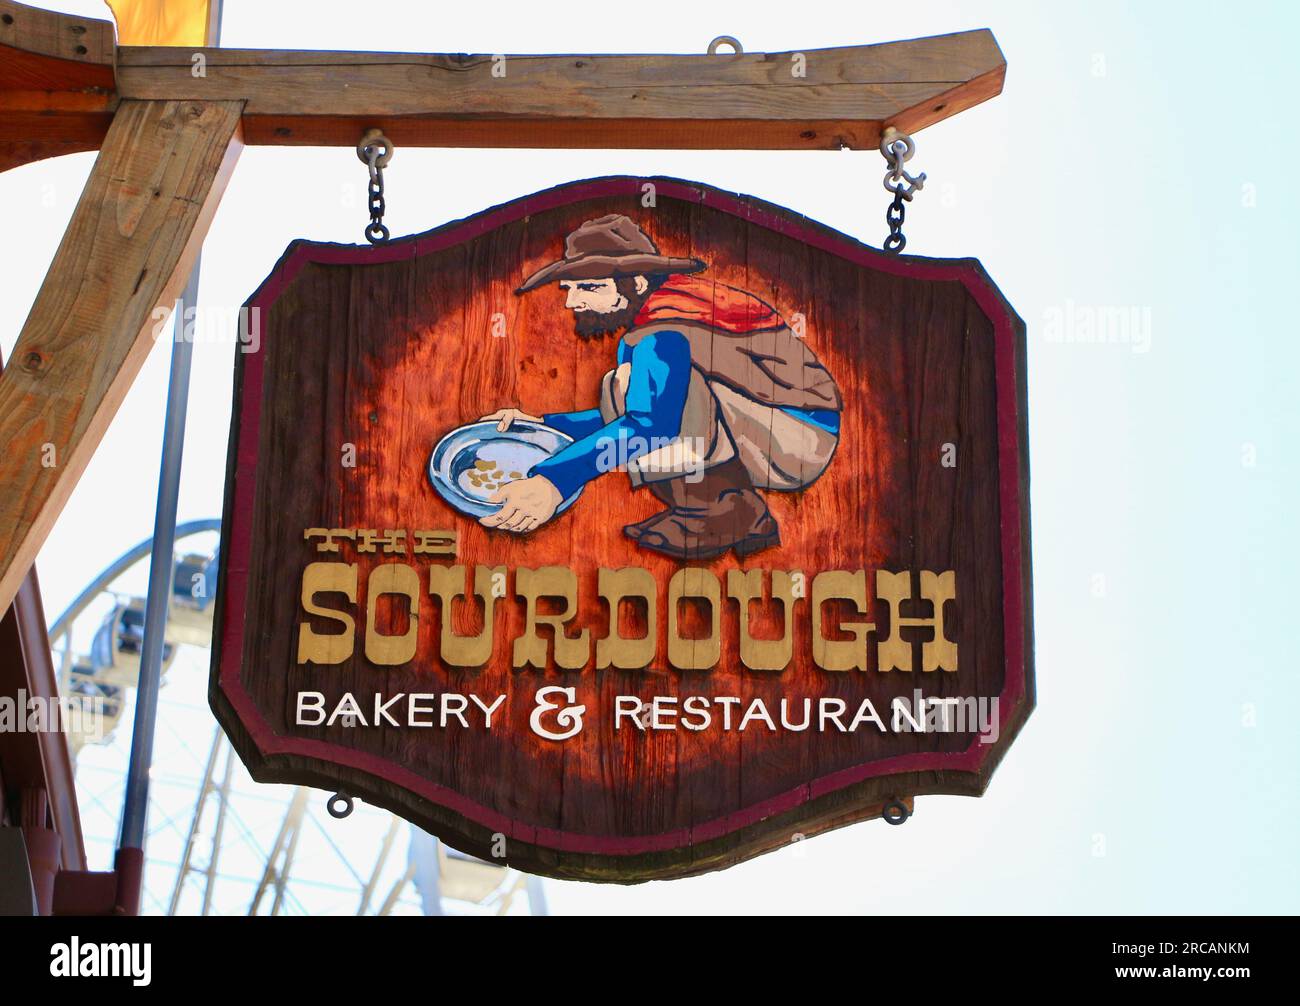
left=880, top=128, right=925, bottom=254
left=356, top=129, right=394, bottom=245
left=884, top=189, right=908, bottom=253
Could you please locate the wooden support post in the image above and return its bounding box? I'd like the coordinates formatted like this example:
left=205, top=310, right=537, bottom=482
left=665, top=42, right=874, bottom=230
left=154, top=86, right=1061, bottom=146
left=0, top=98, right=243, bottom=614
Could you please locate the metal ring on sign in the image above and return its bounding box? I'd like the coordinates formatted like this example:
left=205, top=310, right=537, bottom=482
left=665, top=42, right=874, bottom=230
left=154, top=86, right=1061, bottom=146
left=327, top=793, right=355, bottom=819
left=707, top=35, right=743, bottom=55
left=880, top=130, right=915, bottom=164
left=882, top=799, right=910, bottom=825
left=356, top=128, right=393, bottom=168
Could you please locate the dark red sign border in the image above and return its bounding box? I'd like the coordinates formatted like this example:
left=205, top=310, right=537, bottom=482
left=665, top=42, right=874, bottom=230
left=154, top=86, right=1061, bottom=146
left=210, top=175, right=1034, bottom=875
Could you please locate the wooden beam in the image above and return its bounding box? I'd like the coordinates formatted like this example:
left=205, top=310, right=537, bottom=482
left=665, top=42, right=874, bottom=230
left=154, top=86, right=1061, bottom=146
left=117, top=30, right=1004, bottom=150
left=0, top=0, right=116, bottom=170
left=0, top=0, right=114, bottom=74
left=0, top=98, right=243, bottom=615
left=2, top=0, right=1005, bottom=166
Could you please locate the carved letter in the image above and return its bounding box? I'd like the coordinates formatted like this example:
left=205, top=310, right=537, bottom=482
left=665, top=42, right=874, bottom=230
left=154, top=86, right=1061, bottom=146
left=303, top=528, right=356, bottom=553
left=726, top=569, right=797, bottom=671
left=297, top=561, right=357, bottom=664
left=667, top=569, right=721, bottom=671
left=596, top=567, right=657, bottom=670
left=412, top=529, right=457, bottom=555
left=364, top=562, right=420, bottom=665
left=513, top=567, right=591, bottom=671
left=875, top=570, right=958, bottom=672
left=428, top=564, right=501, bottom=667
left=811, top=570, right=874, bottom=672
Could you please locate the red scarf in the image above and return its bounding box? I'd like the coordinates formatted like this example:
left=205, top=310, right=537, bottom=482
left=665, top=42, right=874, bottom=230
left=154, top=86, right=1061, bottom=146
left=633, top=274, right=784, bottom=334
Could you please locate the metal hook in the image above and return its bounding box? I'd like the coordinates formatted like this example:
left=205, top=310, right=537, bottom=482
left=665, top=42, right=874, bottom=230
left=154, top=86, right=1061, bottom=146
left=880, top=128, right=925, bottom=201
left=355, top=127, right=393, bottom=169
left=707, top=35, right=743, bottom=55
left=882, top=799, right=911, bottom=825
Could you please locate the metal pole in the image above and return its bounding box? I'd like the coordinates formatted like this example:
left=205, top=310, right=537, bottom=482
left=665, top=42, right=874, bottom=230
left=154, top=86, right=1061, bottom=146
left=114, top=11, right=225, bottom=900
left=408, top=826, right=443, bottom=916
left=525, top=874, right=549, bottom=916
left=117, top=261, right=200, bottom=852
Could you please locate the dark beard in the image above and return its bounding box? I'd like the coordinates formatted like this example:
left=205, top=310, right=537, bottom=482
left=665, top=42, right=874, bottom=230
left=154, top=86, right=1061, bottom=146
left=572, top=280, right=653, bottom=340
left=573, top=303, right=640, bottom=340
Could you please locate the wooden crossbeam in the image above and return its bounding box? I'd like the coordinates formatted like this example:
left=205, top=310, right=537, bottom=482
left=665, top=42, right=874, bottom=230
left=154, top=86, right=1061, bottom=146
left=2, top=0, right=1005, bottom=167
left=0, top=98, right=243, bottom=614
left=115, top=31, right=1006, bottom=150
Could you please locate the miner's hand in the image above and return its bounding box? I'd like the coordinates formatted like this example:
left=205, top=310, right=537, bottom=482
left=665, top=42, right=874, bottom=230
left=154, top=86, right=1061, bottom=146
left=479, top=407, right=543, bottom=432
left=481, top=475, right=563, bottom=533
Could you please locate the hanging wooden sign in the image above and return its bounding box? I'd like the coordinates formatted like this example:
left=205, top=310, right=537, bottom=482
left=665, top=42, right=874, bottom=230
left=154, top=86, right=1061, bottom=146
left=210, top=175, right=1034, bottom=882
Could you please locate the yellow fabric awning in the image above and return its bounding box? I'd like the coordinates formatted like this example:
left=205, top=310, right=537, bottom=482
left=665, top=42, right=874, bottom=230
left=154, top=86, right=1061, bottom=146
left=104, top=0, right=218, bottom=47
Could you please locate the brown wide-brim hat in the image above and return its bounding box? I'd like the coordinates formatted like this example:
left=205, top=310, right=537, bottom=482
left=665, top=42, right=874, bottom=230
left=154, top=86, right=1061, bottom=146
left=516, top=213, right=706, bottom=293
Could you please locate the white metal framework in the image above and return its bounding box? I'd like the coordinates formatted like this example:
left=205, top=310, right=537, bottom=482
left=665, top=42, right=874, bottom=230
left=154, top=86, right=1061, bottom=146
left=49, top=521, right=545, bottom=916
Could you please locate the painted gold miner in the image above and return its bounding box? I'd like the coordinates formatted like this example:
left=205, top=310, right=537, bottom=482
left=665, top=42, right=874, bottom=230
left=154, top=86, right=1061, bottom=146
left=480, top=214, right=842, bottom=560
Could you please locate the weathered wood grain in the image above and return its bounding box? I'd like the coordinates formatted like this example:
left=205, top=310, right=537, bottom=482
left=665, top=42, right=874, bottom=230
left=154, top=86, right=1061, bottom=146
left=1, top=5, right=1005, bottom=169
left=0, top=0, right=116, bottom=170
left=211, top=175, right=1033, bottom=882
left=116, top=31, right=1004, bottom=150
left=0, top=98, right=243, bottom=615
left=0, top=0, right=115, bottom=73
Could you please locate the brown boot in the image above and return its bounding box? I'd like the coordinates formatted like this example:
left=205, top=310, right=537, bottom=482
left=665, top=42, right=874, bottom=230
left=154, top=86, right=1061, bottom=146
left=623, top=479, right=677, bottom=541
left=633, top=459, right=780, bottom=561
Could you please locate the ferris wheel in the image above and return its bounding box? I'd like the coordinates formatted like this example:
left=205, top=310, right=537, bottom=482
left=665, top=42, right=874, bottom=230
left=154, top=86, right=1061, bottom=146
left=48, top=520, right=546, bottom=917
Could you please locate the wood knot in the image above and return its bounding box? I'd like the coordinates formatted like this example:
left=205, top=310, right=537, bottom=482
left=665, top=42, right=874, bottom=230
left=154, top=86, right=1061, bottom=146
left=22, top=351, right=45, bottom=373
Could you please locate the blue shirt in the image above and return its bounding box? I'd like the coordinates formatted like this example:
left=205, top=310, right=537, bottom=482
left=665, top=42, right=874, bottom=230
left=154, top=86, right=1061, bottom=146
left=531, top=329, right=840, bottom=500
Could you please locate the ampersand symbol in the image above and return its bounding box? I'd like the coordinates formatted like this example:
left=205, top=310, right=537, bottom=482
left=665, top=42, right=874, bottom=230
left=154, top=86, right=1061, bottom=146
left=529, top=686, right=587, bottom=741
